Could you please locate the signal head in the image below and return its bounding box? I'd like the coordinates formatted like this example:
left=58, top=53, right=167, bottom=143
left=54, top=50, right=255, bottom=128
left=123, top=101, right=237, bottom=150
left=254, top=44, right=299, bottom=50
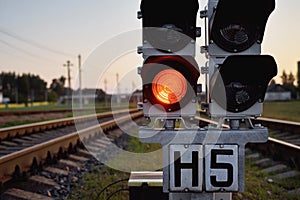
left=209, top=0, right=275, bottom=53
left=140, top=0, right=199, bottom=53
left=210, top=55, right=277, bottom=115
left=138, top=0, right=200, bottom=120
left=141, top=56, right=199, bottom=117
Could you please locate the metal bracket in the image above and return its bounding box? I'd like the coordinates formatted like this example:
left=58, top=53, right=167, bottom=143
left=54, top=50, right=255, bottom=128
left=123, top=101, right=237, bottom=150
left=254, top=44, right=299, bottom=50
left=201, top=66, right=209, bottom=74
left=196, top=27, right=201, bottom=37
left=200, top=46, right=208, bottom=54
left=137, top=11, right=142, bottom=19
left=139, top=126, right=268, bottom=145
left=137, top=46, right=143, bottom=54
left=146, top=117, right=198, bottom=130
left=200, top=10, right=208, bottom=18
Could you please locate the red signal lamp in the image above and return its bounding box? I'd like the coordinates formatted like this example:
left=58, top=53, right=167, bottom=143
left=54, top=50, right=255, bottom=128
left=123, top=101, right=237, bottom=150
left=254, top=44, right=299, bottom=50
left=152, top=69, right=188, bottom=105
left=141, top=56, right=199, bottom=113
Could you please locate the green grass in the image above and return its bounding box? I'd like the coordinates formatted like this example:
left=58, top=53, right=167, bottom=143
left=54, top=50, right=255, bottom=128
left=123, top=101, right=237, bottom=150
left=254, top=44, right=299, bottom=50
left=66, top=101, right=300, bottom=199
left=0, top=102, right=137, bottom=113
left=0, top=112, right=73, bottom=128
left=262, top=101, right=300, bottom=122
left=67, top=166, right=130, bottom=200
left=234, top=159, right=290, bottom=200
left=0, top=103, right=70, bottom=112
left=67, top=137, right=161, bottom=200
left=0, top=101, right=52, bottom=109
left=67, top=137, right=300, bottom=200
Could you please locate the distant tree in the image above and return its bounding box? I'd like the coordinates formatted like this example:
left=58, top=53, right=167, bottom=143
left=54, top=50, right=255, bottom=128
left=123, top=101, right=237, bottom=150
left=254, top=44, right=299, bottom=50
left=280, top=70, right=288, bottom=85
left=0, top=72, right=17, bottom=102
left=28, top=74, right=47, bottom=102
left=287, top=72, right=295, bottom=85
left=17, top=74, right=30, bottom=106
left=298, top=67, right=300, bottom=98
left=269, top=79, right=276, bottom=85
left=96, top=89, right=106, bottom=102
left=48, top=90, right=58, bottom=102
left=281, top=70, right=297, bottom=99
left=59, top=76, right=66, bottom=86
left=49, top=76, right=66, bottom=101
left=0, top=72, right=48, bottom=104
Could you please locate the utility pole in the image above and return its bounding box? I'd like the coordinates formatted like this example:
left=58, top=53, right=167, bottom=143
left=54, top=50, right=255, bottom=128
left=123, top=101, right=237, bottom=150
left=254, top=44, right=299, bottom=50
left=132, top=81, right=136, bottom=92
left=63, top=60, right=73, bottom=105
left=104, top=79, right=108, bottom=106
left=116, top=73, right=120, bottom=104
left=78, top=55, right=83, bottom=108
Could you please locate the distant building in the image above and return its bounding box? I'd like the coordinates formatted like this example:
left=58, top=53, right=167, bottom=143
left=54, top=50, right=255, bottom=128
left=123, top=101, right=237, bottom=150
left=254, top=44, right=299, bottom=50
left=130, top=90, right=142, bottom=103
left=110, top=90, right=142, bottom=104
left=59, top=88, right=107, bottom=105
left=265, top=83, right=291, bottom=101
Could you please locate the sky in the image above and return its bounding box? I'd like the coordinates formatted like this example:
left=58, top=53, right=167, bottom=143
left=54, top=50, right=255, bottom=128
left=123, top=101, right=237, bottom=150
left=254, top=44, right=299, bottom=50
left=0, top=0, right=300, bottom=94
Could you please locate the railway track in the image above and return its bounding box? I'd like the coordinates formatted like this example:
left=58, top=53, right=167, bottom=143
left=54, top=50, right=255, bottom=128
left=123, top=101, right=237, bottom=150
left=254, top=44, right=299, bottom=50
left=0, top=109, right=138, bottom=141
left=1, top=112, right=300, bottom=199
left=0, top=109, right=141, bottom=185
left=0, top=106, right=127, bottom=117
left=197, top=115, right=300, bottom=196
left=0, top=109, right=143, bottom=199
left=196, top=115, right=300, bottom=169
left=249, top=117, right=300, bottom=170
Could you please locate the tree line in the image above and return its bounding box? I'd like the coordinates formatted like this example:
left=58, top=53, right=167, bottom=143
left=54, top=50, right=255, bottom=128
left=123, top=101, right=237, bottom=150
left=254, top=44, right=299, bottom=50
left=279, top=70, right=300, bottom=99
left=1, top=69, right=299, bottom=105
left=0, top=72, right=67, bottom=105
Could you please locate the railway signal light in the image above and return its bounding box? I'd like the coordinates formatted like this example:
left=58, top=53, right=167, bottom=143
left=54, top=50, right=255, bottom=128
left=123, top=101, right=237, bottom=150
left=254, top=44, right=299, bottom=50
left=207, top=0, right=278, bottom=118
left=138, top=0, right=200, bottom=119
left=210, top=55, right=277, bottom=114
left=136, top=1, right=278, bottom=197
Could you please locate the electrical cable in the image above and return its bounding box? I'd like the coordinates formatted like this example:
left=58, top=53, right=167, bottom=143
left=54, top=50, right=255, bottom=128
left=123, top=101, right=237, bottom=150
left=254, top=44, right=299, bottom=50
left=0, top=39, right=61, bottom=64
left=0, top=27, right=75, bottom=57
left=0, top=39, right=43, bottom=58
left=106, top=188, right=129, bottom=200
left=95, top=178, right=129, bottom=200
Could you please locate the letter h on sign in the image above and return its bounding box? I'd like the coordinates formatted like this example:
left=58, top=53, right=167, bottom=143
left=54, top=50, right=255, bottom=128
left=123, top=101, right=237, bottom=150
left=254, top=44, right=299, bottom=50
left=169, top=145, right=203, bottom=192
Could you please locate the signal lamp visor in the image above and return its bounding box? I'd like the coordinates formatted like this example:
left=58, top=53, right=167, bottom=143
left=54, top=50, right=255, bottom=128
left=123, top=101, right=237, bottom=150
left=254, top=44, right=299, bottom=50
left=210, top=55, right=277, bottom=113
left=141, top=56, right=199, bottom=112
left=210, top=0, right=275, bottom=52
left=152, top=69, right=187, bottom=105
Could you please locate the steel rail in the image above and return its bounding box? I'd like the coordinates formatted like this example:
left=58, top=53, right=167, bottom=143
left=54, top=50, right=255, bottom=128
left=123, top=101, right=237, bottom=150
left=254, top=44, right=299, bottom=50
left=0, top=106, right=128, bottom=116
left=252, top=137, right=300, bottom=170
left=252, top=117, right=300, bottom=133
left=195, top=115, right=300, bottom=169
left=0, top=111, right=143, bottom=183
left=198, top=110, right=300, bottom=132
left=0, top=109, right=139, bottom=141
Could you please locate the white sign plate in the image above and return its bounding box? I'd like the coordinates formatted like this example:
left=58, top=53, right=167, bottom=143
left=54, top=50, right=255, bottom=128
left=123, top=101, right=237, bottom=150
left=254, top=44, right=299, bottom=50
left=205, top=145, right=238, bottom=191
left=169, top=145, right=203, bottom=192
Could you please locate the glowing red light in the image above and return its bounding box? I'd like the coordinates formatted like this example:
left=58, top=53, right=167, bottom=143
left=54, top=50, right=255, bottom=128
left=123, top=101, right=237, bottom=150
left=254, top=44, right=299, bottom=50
left=152, top=69, right=187, bottom=104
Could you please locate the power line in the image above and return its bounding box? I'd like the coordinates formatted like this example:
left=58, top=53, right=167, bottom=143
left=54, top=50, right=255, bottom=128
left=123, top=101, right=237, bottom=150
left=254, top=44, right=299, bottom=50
left=0, top=27, right=75, bottom=57
left=0, top=39, right=56, bottom=62
left=0, top=46, right=49, bottom=66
